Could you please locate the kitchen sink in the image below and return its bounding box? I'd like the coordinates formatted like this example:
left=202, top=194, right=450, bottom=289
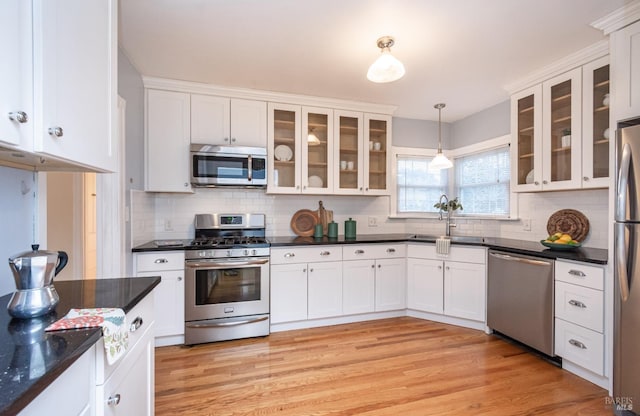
left=410, top=234, right=485, bottom=244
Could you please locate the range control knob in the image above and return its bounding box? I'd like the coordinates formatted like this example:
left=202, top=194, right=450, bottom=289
left=227, top=250, right=232, bottom=257
left=252, top=249, right=257, bottom=256
left=244, top=249, right=249, bottom=256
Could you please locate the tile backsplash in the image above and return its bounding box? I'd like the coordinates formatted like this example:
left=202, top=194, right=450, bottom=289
left=130, top=188, right=609, bottom=249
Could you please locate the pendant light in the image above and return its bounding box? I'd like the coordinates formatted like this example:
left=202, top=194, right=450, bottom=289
left=307, top=128, right=320, bottom=146
left=428, top=103, right=453, bottom=172
left=367, top=36, right=405, bottom=83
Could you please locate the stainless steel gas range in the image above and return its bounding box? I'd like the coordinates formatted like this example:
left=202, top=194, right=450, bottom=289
left=184, top=213, right=270, bottom=345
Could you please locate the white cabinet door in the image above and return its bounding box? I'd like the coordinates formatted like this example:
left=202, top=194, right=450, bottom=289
left=307, top=261, right=342, bottom=319
left=333, top=110, right=364, bottom=195
left=443, top=261, right=486, bottom=322
left=301, top=106, right=334, bottom=194
left=364, top=114, right=391, bottom=195
left=407, top=258, right=443, bottom=314
left=613, top=19, right=640, bottom=122
left=137, top=271, right=184, bottom=338
left=145, top=89, right=192, bottom=192
left=191, top=94, right=230, bottom=144
left=511, top=84, right=543, bottom=191
left=342, top=259, right=375, bottom=315
left=34, top=0, right=116, bottom=172
left=267, top=102, right=302, bottom=193
left=230, top=99, right=267, bottom=147
left=0, top=0, right=32, bottom=149
left=271, top=264, right=308, bottom=323
left=374, top=258, right=406, bottom=312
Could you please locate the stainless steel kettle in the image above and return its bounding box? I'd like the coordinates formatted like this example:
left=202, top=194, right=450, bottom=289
left=7, top=244, right=68, bottom=319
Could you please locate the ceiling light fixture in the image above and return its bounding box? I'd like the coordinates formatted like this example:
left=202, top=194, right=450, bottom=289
left=428, top=103, right=453, bottom=172
left=367, top=36, right=405, bottom=83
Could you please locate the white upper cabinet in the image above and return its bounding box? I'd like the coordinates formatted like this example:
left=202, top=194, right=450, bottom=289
left=268, top=102, right=302, bottom=193
left=145, top=89, right=192, bottom=193
left=334, top=110, right=364, bottom=194
left=191, top=95, right=267, bottom=147
left=302, top=106, right=334, bottom=194
left=612, top=19, right=640, bottom=122
left=33, top=0, right=117, bottom=172
left=364, top=114, right=391, bottom=195
left=511, top=85, right=543, bottom=191
left=0, top=0, right=33, bottom=149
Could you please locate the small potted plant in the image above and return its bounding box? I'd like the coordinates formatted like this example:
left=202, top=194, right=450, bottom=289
left=434, top=197, right=463, bottom=212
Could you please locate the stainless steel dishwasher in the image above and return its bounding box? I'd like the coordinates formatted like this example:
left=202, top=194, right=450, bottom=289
left=487, top=250, right=555, bottom=356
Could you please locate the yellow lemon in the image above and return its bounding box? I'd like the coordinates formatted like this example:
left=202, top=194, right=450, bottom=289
left=558, top=234, right=572, bottom=242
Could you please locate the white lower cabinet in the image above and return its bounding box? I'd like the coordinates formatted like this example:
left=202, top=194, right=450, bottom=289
left=271, top=263, right=308, bottom=323
left=342, top=259, right=375, bottom=315
left=307, top=261, right=343, bottom=319
left=374, top=258, right=406, bottom=311
left=407, top=244, right=486, bottom=323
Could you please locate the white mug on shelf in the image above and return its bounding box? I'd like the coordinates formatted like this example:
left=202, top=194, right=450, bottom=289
left=374, top=142, right=381, bottom=151
left=603, top=93, right=610, bottom=107
left=369, top=141, right=374, bottom=150
left=347, top=161, right=354, bottom=170
left=340, top=160, right=347, bottom=170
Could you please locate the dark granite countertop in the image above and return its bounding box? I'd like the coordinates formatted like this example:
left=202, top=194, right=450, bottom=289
left=132, top=234, right=608, bottom=265
left=0, top=276, right=160, bottom=416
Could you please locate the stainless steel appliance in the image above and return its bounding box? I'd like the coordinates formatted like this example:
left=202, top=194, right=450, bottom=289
left=614, top=121, right=640, bottom=415
left=184, top=213, right=269, bottom=345
left=190, top=144, right=267, bottom=187
left=487, top=250, right=555, bottom=356
left=8, top=245, right=68, bottom=318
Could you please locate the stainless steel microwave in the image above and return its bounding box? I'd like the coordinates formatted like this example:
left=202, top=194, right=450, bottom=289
left=190, top=144, right=267, bottom=187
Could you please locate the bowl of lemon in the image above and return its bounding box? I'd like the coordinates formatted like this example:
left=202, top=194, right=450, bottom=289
left=541, top=232, right=582, bottom=250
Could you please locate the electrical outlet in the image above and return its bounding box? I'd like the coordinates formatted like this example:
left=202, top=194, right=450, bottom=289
left=164, top=219, right=173, bottom=231
left=368, top=216, right=378, bottom=227
left=523, top=219, right=531, bottom=231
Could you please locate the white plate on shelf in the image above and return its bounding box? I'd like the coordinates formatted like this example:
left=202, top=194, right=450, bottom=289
left=525, top=169, right=534, bottom=184
left=274, top=145, right=293, bottom=161
left=308, top=175, right=323, bottom=188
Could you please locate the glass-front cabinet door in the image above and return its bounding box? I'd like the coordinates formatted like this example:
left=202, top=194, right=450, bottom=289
left=334, top=110, right=364, bottom=194
left=582, top=56, right=610, bottom=188
left=365, top=114, right=391, bottom=195
left=511, top=85, right=542, bottom=192
left=267, top=103, right=301, bottom=194
left=302, top=106, right=333, bottom=194
left=541, top=68, right=582, bottom=191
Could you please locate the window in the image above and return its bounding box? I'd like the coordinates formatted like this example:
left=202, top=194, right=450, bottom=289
left=396, top=156, right=448, bottom=213
left=454, top=146, right=510, bottom=216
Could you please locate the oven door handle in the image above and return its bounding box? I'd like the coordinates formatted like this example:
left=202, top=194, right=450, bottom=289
left=185, top=258, right=269, bottom=268
left=185, top=315, right=269, bottom=328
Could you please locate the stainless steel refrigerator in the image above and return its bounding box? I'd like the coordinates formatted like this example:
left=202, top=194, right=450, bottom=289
left=614, top=121, right=640, bottom=415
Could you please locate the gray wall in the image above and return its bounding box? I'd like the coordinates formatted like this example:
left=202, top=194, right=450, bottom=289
left=450, top=100, right=510, bottom=148
left=118, top=49, right=145, bottom=191
left=392, top=118, right=451, bottom=149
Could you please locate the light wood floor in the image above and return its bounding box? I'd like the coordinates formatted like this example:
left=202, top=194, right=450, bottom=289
left=155, top=317, right=612, bottom=415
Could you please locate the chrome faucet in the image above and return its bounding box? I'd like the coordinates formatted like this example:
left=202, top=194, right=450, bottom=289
left=437, top=194, right=457, bottom=237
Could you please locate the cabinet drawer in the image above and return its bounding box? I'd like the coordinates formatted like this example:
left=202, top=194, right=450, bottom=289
left=96, top=293, right=155, bottom=385
left=135, top=251, right=184, bottom=272
left=555, top=260, right=603, bottom=291
left=407, top=243, right=486, bottom=264
left=554, top=281, right=603, bottom=332
left=342, top=244, right=406, bottom=260
left=555, top=318, right=604, bottom=376
left=270, top=245, right=342, bottom=264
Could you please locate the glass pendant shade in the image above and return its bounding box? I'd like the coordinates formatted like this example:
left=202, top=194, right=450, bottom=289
left=307, top=131, right=320, bottom=145
left=367, top=36, right=405, bottom=83
left=428, top=152, right=453, bottom=172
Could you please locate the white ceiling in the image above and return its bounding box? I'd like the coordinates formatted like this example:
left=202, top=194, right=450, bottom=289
left=119, top=0, right=629, bottom=122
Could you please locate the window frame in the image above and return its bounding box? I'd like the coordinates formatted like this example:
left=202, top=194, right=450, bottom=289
left=391, top=135, right=517, bottom=219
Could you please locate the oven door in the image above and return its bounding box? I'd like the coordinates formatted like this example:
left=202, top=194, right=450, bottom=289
left=185, top=257, right=269, bottom=322
left=191, top=151, right=267, bottom=186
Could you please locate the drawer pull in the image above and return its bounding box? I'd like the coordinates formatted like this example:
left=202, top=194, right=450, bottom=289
left=355, top=249, right=365, bottom=254
left=320, top=251, right=331, bottom=256
left=568, top=269, right=586, bottom=277
left=386, top=248, right=396, bottom=253
left=568, top=299, right=587, bottom=308
left=154, top=258, right=168, bottom=264
left=568, top=339, right=587, bottom=349
left=107, top=393, right=121, bottom=406
left=284, top=253, right=295, bottom=258
left=130, top=316, right=144, bottom=332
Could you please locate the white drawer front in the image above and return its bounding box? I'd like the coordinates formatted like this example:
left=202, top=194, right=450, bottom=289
left=555, top=260, right=603, bottom=291
left=95, top=293, right=155, bottom=385
left=554, top=281, right=603, bottom=332
left=407, top=243, right=486, bottom=264
left=270, top=245, right=342, bottom=264
left=555, top=318, right=604, bottom=376
left=135, top=251, right=185, bottom=272
left=342, top=244, right=406, bottom=260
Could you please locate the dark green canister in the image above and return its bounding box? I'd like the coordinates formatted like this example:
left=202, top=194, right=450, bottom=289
left=344, top=218, right=356, bottom=239
left=327, top=221, right=338, bottom=238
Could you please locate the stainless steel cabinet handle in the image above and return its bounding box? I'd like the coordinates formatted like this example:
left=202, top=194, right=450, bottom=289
left=284, top=253, right=295, bottom=258
left=568, top=339, right=587, bottom=349
left=303, top=268, right=307, bottom=273
left=186, top=315, right=268, bottom=328
left=371, top=264, right=375, bottom=268
left=231, top=137, right=236, bottom=143
left=184, top=182, right=189, bottom=187
left=377, top=264, right=381, bottom=268
left=224, top=137, right=229, bottom=142
left=386, top=248, right=396, bottom=253
left=320, top=251, right=330, bottom=256
left=543, top=180, right=548, bottom=185
left=130, top=316, right=144, bottom=332
left=438, top=265, right=442, bottom=270
left=8, top=111, right=28, bottom=123
left=355, top=249, right=365, bottom=254
left=48, top=126, right=63, bottom=137
left=154, top=258, right=168, bottom=264
left=583, top=176, right=589, bottom=181
left=177, top=276, right=182, bottom=281
left=310, top=268, right=314, bottom=272
left=534, top=181, right=540, bottom=186
left=568, top=299, right=587, bottom=308
left=359, top=187, right=363, bottom=191
left=107, top=394, right=121, bottom=406
left=445, top=266, right=450, bottom=270
left=568, top=269, right=586, bottom=277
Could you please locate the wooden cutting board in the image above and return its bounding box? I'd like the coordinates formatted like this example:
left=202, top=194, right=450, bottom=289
left=316, top=200, right=333, bottom=236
